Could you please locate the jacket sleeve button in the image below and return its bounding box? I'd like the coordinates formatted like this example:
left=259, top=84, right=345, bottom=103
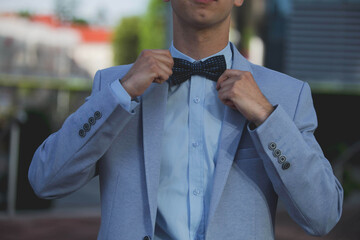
left=268, top=142, right=277, bottom=151
left=88, top=116, right=96, bottom=125
left=79, top=129, right=86, bottom=138
left=83, top=123, right=91, bottom=132
left=282, top=162, right=291, bottom=170
left=94, top=111, right=102, bottom=120
left=273, top=149, right=281, bottom=158
left=278, top=155, right=286, bottom=164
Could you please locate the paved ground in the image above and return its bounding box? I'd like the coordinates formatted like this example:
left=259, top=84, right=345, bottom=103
left=0, top=204, right=359, bottom=240
left=0, top=216, right=100, bottom=240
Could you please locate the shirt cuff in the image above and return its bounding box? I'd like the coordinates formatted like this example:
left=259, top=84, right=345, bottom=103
left=110, top=80, right=139, bottom=113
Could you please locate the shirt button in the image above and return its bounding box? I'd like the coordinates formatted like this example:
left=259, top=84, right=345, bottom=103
left=192, top=142, right=199, bottom=148
left=193, top=189, right=201, bottom=196
left=193, top=97, right=200, bottom=103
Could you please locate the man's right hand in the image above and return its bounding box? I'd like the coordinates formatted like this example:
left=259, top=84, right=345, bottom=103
left=120, top=49, right=174, bottom=99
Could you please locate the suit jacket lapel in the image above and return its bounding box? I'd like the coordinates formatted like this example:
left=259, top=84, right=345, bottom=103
left=142, top=82, right=169, bottom=230
left=207, top=43, right=254, bottom=229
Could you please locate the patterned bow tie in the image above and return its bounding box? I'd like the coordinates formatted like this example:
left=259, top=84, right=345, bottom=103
left=169, top=55, right=226, bottom=86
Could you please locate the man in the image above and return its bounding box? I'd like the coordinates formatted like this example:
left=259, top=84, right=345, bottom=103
left=29, top=0, right=343, bottom=239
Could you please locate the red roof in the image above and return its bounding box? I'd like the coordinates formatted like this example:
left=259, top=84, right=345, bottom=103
left=31, top=15, right=62, bottom=27
left=72, top=25, right=112, bottom=43
left=29, top=14, right=112, bottom=43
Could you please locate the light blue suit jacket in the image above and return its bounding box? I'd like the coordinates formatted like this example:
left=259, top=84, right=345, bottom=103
left=29, top=43, right=343, bottom=240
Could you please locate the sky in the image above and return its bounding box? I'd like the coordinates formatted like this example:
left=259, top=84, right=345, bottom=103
left=0, top=0, right=151, bottom=26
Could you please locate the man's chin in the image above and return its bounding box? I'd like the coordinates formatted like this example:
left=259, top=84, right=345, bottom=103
left=187, top=20, right=214, bottom=30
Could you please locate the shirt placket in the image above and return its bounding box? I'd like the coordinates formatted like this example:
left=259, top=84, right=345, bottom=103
left=188, top=73, right=206, bottom=240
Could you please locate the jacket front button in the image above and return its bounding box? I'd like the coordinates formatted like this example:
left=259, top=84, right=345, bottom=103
left=143, top=236, right=151, bottom=240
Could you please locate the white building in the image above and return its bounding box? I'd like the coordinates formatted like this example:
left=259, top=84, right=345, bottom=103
left=0, top=14, right=113, bottom=79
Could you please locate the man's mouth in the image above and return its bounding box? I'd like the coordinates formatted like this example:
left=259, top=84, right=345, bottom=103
left=193, top=0, right=216, bottom=4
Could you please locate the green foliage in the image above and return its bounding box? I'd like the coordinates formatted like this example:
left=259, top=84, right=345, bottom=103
left=242, top=27, right=254, bottom=52
left=342, top=169, right=360, bottom=199
left=18, top=11, right=32, bottom=18
left=112, top=0, right=167, bottom=65
left=71, top=18, right=88, bottom=26
left=138, top=0, right=167, bottom=51
left=112, top=16, right=141, bottom=65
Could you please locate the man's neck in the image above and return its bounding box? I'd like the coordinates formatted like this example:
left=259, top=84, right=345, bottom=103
left=172, top=16, right=230, bottom=60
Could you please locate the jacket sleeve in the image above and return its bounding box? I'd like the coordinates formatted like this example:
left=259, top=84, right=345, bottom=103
left=248, top=82, right=343, bottom=236
left=28, top=70, right=138, bottom=199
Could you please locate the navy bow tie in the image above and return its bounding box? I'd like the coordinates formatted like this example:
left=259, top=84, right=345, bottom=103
left=169, top=55, right=226, bottom=86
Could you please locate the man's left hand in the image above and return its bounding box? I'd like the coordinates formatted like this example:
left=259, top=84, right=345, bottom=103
left=216, top=70, right=274, bottom=127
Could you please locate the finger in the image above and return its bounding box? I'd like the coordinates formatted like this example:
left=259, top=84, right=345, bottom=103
left=142, top=49, right=171, bottom=57
left=141, top=49, right=173, bottom=66
left=146, top=56, right=172, bottom=81
left=217, top=83, right=239, bottom=106
left=149, top=50, right=174, bottom=65
left=217, top=86, right=231, bottom=103
left=153, top=77, right=162, bottom=84
left=216, top=69, right=246, bottom=90
left=217, top=83, right=233, bottom=96
left=216, top=75, right=228, bottom=90
left=152, top=54, right=174, bottom=69
left=156, top=61, right=173, bottom=79
left=217, top=77, right=236, bottom=92
left=218, top=91, right=236, bottom=109
left=149, top=49, right=172, bottom=56
left=224, top=100, right=236, bottom=109
left=217, top=69, right=238, bottom=89
left=153, top=64, right=172, bottom=83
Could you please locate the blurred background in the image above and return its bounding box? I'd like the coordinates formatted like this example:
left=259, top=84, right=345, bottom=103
left=0, top=0, right=359, bottom=239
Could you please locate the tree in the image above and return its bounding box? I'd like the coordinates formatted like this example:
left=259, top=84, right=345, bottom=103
left=18, top=11, right=32, bottom=19
left=54, top=0, right=79, bottom=22
left=112, top=0, right=167, bottom=65
left=112, top=17, right=141, bottom=65
left=138, top=0, right=167, bottom=51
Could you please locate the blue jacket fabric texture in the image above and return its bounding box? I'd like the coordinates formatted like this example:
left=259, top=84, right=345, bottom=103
left=28, top=43, right=343, bottom=240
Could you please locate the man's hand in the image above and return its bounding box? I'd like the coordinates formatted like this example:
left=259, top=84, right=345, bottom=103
left=120, top=49, right=174, bottom=98
left=216, top=70, right=274, bottom=127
